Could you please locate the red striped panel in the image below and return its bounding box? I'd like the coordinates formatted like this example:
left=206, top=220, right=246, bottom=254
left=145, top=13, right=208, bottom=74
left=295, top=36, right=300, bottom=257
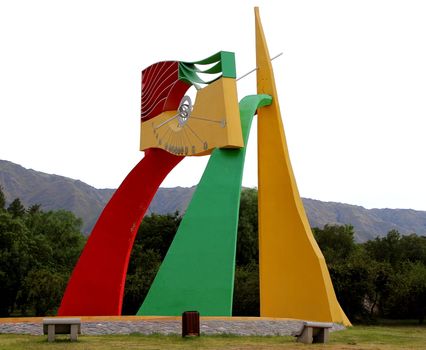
left=141, top=61, right=190, bottom=121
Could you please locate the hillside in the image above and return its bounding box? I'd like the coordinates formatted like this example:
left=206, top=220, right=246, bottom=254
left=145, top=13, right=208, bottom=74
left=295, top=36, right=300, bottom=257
left=1, top=159, right=425, bottom=241
left=0, top=159, right=114, bottom=232
left=302, top=198, right=426, bottom=242
left=0, top=159, right=194, bottom=234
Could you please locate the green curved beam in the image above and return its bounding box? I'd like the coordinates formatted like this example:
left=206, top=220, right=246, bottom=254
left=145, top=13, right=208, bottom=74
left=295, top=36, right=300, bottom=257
left=137, top=94, right=272, bottom=316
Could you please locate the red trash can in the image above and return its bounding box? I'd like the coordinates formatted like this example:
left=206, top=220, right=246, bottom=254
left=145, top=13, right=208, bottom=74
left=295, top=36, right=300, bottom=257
left=182, top=311, right=200, bottom=337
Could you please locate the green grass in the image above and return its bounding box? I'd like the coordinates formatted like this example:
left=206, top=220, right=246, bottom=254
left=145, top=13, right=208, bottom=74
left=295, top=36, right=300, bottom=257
left=0, top=325, right=425, bottom=349
left=330, top=325, right=426, bottom=349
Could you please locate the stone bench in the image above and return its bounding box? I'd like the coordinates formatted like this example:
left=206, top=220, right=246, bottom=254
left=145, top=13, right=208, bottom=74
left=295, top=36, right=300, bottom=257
left=295, top=321, right=333, bottom=344
left=43, top=318, right=81, bottom=342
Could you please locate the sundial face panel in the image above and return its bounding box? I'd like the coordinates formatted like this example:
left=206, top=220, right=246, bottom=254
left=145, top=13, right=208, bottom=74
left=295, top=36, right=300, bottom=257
left=140, top=52, right=243, bottom=156
left=140, top=77, right=243, bottom=156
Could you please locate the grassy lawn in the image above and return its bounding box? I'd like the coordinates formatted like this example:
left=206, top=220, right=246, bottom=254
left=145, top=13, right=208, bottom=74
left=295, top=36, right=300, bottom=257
left=0, top=325, right=425, bottom=349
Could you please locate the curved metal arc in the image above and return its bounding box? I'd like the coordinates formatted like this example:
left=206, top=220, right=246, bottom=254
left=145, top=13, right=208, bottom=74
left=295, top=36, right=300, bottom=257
left=58, top=149, right=184, bottom=316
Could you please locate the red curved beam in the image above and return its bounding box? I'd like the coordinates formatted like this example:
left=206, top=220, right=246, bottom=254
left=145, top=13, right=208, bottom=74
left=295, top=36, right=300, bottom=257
left=58, top=148, right=183, bottom=316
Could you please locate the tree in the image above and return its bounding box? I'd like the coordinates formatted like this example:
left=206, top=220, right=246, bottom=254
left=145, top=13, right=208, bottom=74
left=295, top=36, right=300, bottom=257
left=328, top=247, right=375, bottom=321
left=236, top=188, right=258, bottom=266
left=27, top=204, right=42, bottom=215
left=365, top=260, right=393, bottom=318
left=313, top=224, right=356, bottom=264
left=232, top=188, right=260, bottom=316
left=135, top=212, right=181, bottom=259
left=7, top=198, right=25, bottom=218
left=233, top=263, right=259, bottom=316
left=385, top=262, right=426, bottom=323
left=0, top=211, right=31, bottom=316
left=16, top=210, right=85, bottom=315
left=406, top=262, right=426, bottom=324
left=360, top=231, right=426, bottom=321
left=312, top=224, right=395, bottom=321
left=26, top=210, right=85, bottom=272
left=364, top=230, right=404, bottom=268
left=0, top=199, right=86, bottom=316
left=0, top=186, right=6, bottom=211
left=122, top=212, right=182, bottom=314
left=122, top=249, right=162, bottom=315
left=399, top=234, right=426, bottom=265
left=365, top=231, right=426, bottom=267
left=18, top=269, right=66, bottom=316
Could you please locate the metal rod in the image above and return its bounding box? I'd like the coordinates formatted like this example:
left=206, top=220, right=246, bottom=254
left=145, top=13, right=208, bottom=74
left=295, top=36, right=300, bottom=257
left=236, top=67, right=258, bottom=82
left=236, top=52, right=283, bottom=81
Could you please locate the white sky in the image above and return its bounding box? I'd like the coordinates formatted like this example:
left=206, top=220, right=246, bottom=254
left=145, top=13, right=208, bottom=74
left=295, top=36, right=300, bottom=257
left=1, top=0, right=426, bottom=211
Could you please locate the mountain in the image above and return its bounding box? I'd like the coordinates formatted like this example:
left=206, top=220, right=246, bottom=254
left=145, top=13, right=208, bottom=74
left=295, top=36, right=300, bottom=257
left=1, top=159, right=426, bottom=242
left=302, top=198, right=426, bottom=242
left=0, top=159, right=194, bottom=234
left=0, top=159, right=115, bottom=232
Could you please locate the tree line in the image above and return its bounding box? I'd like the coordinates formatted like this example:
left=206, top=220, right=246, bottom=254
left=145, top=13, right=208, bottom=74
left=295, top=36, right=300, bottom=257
left=1, top=186, right=425, bottom=323
left=0, top=186, right=85, bottom=316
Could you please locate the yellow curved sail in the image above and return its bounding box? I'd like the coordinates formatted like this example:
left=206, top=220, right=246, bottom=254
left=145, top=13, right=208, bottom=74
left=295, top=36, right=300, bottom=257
left=255, top=7, right=350, bottom=326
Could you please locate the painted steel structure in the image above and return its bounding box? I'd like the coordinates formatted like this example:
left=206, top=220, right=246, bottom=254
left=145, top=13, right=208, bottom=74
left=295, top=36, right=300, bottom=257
left=58, top=7, right=350, bottom=326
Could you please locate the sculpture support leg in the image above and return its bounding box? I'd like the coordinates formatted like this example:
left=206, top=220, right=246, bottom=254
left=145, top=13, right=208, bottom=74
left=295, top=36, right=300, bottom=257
left=58, top=148, right=183, bottom=316
left=255, top=7, right=350, bottom=325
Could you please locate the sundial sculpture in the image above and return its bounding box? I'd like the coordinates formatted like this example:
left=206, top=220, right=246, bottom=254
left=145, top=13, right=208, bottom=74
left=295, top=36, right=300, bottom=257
left=58, top=8, right=350, bottom=326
